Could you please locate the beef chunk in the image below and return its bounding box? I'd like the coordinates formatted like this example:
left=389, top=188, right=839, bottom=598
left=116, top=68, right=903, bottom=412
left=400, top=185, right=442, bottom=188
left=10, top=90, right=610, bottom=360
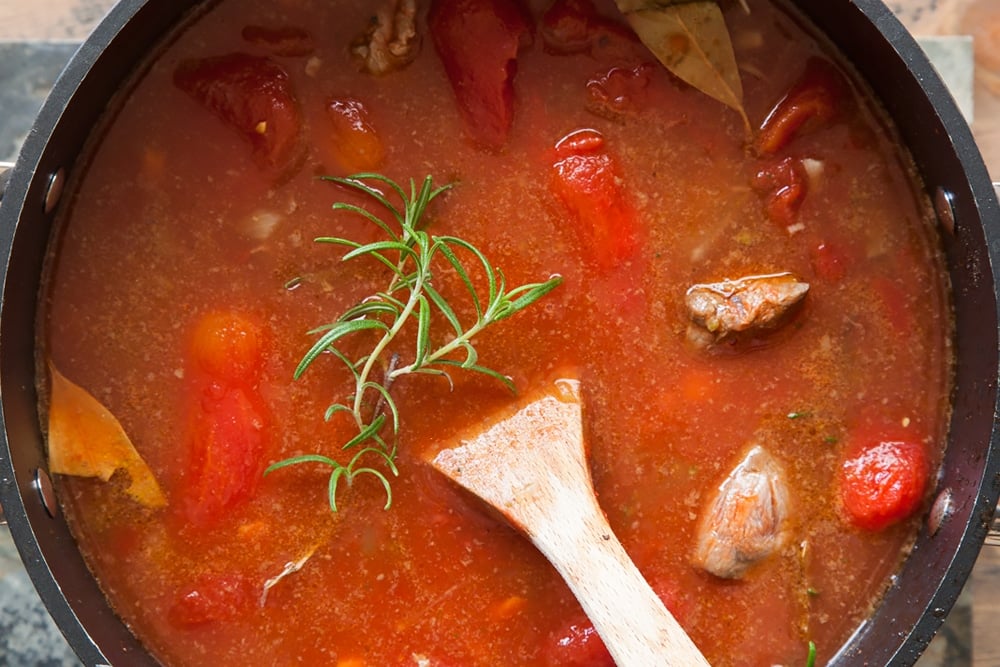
left=352, top=0, right=421, bottom=75
left=692, top=446, right=791, bottom=579
left=685, top=272, right=808, bottom=346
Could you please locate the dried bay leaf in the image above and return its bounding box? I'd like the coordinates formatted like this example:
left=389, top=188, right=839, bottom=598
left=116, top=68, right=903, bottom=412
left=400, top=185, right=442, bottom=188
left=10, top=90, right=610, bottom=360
left=615, top=0, right=750, bottom=129
left=47, top=362, right=167, bottom=508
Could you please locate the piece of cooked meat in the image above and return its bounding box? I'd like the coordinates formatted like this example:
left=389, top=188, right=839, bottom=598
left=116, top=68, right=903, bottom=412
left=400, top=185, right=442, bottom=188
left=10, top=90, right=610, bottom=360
left=692, top=445, right=791, bottom=579
left=685, top=272, right=809, bottom=346
left=352, top=0, right=421, bottom=75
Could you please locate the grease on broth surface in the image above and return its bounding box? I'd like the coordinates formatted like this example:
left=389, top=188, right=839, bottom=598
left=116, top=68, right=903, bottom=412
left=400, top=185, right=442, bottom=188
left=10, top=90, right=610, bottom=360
left=41, top=0, right=951, bottom=665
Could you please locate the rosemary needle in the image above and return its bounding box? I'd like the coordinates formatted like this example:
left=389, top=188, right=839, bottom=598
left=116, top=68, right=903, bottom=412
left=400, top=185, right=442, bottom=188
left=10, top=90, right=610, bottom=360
left=266, top=173, right=562, bottom=512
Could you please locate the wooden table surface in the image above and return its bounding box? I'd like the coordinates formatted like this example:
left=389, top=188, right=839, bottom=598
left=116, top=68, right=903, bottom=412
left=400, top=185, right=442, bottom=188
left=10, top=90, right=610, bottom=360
left=1, top=0, right=998, bottom=665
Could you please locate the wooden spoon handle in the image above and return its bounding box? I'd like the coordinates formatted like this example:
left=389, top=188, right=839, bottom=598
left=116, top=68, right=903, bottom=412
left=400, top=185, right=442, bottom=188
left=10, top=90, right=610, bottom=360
left=430, top=378, right=710, bottom=666
left=529, top=485, right=710, bottom=667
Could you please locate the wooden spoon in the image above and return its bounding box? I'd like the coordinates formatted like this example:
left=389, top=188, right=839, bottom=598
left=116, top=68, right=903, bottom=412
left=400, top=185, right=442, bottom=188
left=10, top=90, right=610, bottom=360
left=429, top=375, right=711, bottom=667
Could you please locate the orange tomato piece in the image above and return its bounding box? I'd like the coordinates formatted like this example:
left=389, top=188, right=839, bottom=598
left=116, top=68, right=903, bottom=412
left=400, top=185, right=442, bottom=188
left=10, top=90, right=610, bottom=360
left=326, top=98, right=386, bottom=173
left=190, top=311, right=265, bottom=385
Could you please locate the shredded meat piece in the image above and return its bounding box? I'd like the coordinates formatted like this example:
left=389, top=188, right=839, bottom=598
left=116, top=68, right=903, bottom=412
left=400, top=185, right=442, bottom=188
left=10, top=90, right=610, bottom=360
left=692, top=446, right=791, bottom=579
left=685, top=272, right=808, bottom=346
left=352, top=0, right=421, bottom=75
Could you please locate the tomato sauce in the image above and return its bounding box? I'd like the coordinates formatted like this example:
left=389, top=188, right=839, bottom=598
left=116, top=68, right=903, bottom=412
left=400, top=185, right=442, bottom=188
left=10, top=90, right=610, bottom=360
left=41, top=0, right=952, bottom=665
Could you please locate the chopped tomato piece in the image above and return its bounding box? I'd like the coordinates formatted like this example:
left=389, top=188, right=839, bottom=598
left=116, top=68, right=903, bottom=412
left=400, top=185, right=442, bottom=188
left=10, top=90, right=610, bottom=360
left=169, top=572, right=252, bottom=627
left=752, top=157, right=808, bottom=227
left=190, top=311, right=265, bottom=385
left=241, top=25, right=315, bottom=57
left=326, top=97, right=386, bottom=172
left=180, top=384, right=267, bottom=526
left=839, top=432, right=928, bottom=531
left=757, top=58, right=849, bottom=155
left=810, top=239, right=848, bottom=282
left=540, top=0, right=640, bottom=61
left=550, top=129, right=640, bottom=270
left=428, top=0, right=531, bottom=149
left=542, top=619, right=615, bottom=667
left=174, top=53, right=302, bottom=169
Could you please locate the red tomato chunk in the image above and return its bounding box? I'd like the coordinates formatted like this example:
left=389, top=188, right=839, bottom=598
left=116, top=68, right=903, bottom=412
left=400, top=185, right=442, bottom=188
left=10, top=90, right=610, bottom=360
left=757, top=58, right=849, bottom=156
left=429, top=0, right=531, bottom=149
left=839, top=435, right=929, bottom=531
left=174, top=53, right=302, bottom=170
left=550, top=129, right=640, bottom=270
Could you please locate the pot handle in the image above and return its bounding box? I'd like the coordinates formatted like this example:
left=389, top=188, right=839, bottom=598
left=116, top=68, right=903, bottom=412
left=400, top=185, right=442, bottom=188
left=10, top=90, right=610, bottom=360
left=0, top=161, right=12, bottom=203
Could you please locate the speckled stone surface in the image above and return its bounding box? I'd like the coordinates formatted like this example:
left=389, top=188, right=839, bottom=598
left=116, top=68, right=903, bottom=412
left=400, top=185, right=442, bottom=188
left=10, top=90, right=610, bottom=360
left=0, top=41, right=80, bottom=162
left=0, top=531, right=79, bottom=665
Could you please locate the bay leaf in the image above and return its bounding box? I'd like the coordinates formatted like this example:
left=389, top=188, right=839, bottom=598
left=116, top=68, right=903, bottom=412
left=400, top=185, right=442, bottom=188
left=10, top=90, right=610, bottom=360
left=615, top=0, right=749, bottom=128
left=47, top=362, right=167, bottom=508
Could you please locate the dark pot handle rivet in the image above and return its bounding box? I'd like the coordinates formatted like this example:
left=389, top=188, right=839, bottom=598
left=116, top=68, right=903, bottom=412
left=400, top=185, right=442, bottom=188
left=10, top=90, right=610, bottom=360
left=934, top=187, right=956, bottom=236
left=33, top=468, right=59, bottom=519
left=44, top=168, right=66, bottom=214
left=928, top=487, right=954, bottom=536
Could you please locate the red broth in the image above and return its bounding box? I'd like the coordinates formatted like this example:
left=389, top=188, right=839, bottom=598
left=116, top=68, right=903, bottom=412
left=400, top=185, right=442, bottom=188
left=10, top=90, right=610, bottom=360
left=41, top=0, right=952, bottom=665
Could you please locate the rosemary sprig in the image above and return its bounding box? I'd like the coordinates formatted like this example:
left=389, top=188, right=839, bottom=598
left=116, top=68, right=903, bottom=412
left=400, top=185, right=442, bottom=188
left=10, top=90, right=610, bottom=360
left=266, top=173, right=562, bottom=511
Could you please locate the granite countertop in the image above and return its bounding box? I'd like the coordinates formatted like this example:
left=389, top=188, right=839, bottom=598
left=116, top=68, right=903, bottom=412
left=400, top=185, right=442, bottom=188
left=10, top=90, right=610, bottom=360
left=0, top=1, right=997, bottom=666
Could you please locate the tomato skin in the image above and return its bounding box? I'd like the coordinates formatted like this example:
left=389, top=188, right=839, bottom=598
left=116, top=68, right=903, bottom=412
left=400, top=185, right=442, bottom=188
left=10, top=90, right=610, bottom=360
left=757, top=58, right=848, bottom=155
left=839, top=435, right=928, bottom=531
left=550, top=129, right=640, bottom=270
left=173, top=53, right=301, bottom=169
left=587, top=63, right=656, bottom=119
left=428, top=0, right=531, bottom=149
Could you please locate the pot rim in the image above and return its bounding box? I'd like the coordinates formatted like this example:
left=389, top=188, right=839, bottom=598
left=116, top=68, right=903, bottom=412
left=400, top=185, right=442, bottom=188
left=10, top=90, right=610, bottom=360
left=1, top=1, right=999, bottom=666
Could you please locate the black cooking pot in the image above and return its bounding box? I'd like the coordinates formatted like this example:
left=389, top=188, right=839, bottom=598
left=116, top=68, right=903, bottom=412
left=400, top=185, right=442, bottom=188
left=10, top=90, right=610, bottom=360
left=1, top=1, right=998, bottom=665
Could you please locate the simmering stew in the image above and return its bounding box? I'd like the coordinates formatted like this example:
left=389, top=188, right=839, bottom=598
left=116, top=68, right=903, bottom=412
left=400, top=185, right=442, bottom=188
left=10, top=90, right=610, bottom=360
left=40, top=0, right=952, bottom=665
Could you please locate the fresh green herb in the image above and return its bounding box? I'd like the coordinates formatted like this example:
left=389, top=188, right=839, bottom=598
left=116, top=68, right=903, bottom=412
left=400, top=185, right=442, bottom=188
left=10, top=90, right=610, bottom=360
left=787, top=411, right=812, bottom=420
left=806, top=587, right=820, bottom=597
left=823, top=435, right=838, bottom=445
left=805, top=640, right=817, bottom=667
left=266, top=173, right=562, bottom=511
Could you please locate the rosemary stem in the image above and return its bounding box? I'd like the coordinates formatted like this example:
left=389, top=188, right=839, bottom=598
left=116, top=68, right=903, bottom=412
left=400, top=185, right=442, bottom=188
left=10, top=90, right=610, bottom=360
left=352, top=269, right=425, bottom=421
